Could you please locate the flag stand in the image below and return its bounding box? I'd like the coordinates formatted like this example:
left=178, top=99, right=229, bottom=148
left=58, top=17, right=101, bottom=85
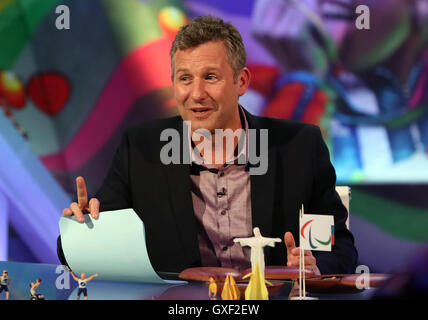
left=289, top=205, right=318, bottom=300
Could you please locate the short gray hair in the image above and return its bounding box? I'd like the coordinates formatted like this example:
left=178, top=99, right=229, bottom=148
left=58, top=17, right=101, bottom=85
left=170, top=15, right=247, bottom=79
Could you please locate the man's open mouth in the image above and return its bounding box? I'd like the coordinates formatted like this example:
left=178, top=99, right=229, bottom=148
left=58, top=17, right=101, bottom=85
left=190, top=108, right=213, bottom=117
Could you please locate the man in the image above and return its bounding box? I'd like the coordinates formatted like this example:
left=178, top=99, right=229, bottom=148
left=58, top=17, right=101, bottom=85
left=70, top=272, right=98, bottom=300
left=59, top=15, right=357, bottom=275
left=0, top=270, right=10, bottom=300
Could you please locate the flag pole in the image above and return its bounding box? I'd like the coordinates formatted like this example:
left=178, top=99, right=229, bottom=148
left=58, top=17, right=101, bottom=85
left=299, top=205, right=303, bottom=299
left=302, top=204, right=306, bottom=298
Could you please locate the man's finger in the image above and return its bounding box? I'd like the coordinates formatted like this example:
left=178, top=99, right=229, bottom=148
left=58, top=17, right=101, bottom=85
left=286, top=255, right=317, bottom=268
left=284, top=232, right=296, bottom=255
left=70, top=202, right=85, bottom=223
left=89, top=198, right=100, bottom=219
left=290, top=247, right=313, bottom=256
left=76, top=176, right=88, bottom=209
left=62, top=208, right=73, bottom=217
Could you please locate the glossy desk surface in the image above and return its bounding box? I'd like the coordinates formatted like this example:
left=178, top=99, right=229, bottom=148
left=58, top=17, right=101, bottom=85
left=0, top=261, right=375, bottom=300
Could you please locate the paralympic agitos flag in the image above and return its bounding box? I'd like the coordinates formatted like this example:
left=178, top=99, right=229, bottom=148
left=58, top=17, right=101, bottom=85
left=300, top=214, right=335, bottom=252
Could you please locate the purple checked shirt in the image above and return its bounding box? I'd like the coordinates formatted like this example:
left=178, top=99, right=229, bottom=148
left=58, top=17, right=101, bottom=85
left=188, top=106, right=253, bottom=271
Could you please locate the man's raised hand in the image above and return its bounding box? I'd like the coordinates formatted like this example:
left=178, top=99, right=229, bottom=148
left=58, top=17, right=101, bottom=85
left=62, top=176, right=100, bottom=223
left=284, top=231, right=321, bottom=276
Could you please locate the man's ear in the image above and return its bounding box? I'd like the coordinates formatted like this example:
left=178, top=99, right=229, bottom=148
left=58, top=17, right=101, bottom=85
left=237, top=67, right=251, bottom=97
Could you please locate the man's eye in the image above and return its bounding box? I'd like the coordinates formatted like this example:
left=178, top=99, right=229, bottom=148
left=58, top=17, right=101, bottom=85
left=206, top=75, right=217, bottom=80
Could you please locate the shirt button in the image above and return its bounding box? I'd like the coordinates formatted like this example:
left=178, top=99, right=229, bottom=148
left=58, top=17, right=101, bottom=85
left=222, top=246, right=228, bottom=251
left=217, top=188, right=226, bottom=198
left=221, top=210, right=227, bottom=215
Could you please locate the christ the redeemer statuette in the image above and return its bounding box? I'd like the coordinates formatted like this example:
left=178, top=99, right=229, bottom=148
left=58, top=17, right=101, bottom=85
left=234, top=227, right=281, bottom=276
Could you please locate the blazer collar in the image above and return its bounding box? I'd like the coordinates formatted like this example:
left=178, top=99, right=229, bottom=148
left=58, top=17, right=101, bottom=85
left=242, top=108, right=277, bottom=239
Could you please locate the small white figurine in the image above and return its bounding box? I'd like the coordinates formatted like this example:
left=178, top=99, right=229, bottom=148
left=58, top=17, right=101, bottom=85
left=234, top=227, right=281, bottom=276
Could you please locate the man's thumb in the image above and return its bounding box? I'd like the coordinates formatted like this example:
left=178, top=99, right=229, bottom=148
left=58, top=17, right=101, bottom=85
left=284, top=232, right=296, bottom=254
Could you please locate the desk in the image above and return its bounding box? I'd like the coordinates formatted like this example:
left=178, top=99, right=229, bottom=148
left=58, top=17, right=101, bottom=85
left=0, top=261, right=374, bottom=300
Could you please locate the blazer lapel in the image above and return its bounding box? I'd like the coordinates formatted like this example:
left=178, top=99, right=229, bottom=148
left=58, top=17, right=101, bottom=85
left=250, top=149, right=277, bottom=238
left=164, top=119, right=201, bottom=267
left=244, top=109, right=278, bottom=238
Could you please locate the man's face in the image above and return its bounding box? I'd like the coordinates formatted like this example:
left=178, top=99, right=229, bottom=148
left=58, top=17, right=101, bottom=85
left=172, top=41, right=250, bottom=133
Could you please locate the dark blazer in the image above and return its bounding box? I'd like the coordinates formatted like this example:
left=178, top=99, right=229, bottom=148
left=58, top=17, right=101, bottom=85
left=58, top=108, right=358, bottom=274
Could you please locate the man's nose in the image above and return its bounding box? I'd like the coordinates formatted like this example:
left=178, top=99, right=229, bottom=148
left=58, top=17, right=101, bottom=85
left=191, top=79, right=208, bottom=101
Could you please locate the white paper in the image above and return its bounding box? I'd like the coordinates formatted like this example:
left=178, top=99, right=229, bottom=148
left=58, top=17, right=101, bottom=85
left=59, top=208, right=184, bottom=284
